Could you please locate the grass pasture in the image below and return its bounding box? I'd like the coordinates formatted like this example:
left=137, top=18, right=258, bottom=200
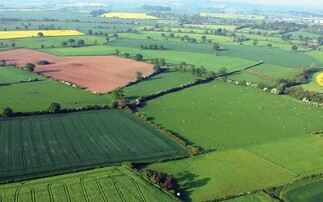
left=102, top=12, right=157, bottom=19
left=0, top=30, right=83, bottom=39
left=0, top=166, right=179, bottom=201
left=280, top=177, right=323, bottom=202
left=0, top=67, right=112, bottom=112
left=0, top=110, right=187, bottom=182
left=123, top=71, right=199, bottom=99
left=140, top=81, right=323, bottom=150
left=146, top=149, right=296, bottom=201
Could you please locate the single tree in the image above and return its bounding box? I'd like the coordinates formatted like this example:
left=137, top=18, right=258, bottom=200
left=68, top=39, right=75, bottom=46
left=206, top=71, right=216, bottom=79
left=2, top=107, right=13, bottom=117
left=115, top=49, right=120, bottom=56
left=213, top=43, right=220, bottom=51
left=134, top=54, right=143, bottom=61
left=218, top=67, right=227, bottom=75
left=38, top=32, right=44, bottom=37
left=48, top=103, right=61, bottom=113
left=124, top=53, right=130, bottom=58
left=87, top=29, right=93, bottom=35
left=153, top=65, right=161, bottom=73
left=112, top=88, right=125, bottom=100
left=291, top=45, right=298, bottom=51
left=25, top=63, right=35, bottom=72
left=159, top=58, right=166, bottom=67
left=61, top=41, right=68, bottom=47
left=267, top=43, right=272, bottom=47
left=106, top=37, right=110, bottom=43
left=11, top=42, right=15, bottom=48
left=136, top=71, right=143, bottom=80
left=77, top=39, right=85, bottom=47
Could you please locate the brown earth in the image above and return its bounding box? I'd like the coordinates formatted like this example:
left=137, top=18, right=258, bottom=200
left=1, top=48, right=154, bottom=93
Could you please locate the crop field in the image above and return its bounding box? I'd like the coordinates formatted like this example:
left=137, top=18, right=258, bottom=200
left=0, top=66, right=113, bottom=112
left=0, top=30, right=83, bottom=39
left=0, top=110, right=187, bottom=182
left=302, top=72, right=323, bottom=92
left=102, top=12, right=157, bottom=19
left=139, top=81, right=323, bottom=150
left=1, top=48, right=154, bottom=93
left=280, top=177, right=323, bottom=202
left=0, top=166, right=179, bottom=201
left=200, top=12, right=265, bottom=20
left=146, top=149, right=296, bottom=201
left=316, top=73, right=323, bottom=86
left=123, top=71, right=199, bottom=99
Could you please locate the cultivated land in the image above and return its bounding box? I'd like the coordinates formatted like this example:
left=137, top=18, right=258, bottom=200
left=0, top=30, right=83, bottom=39
left=102, top=12, right=157, bottom=19
left=0, top=166, right=179, bottom=202
left=0, top=110, right=187, bottom=182
left=1, top=48, right=154, bottom=93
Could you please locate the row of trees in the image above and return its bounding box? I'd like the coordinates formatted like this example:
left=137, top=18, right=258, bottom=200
left=2, top=103, right=60, bottom=117
left=139, top=44, right=166, bottom=50
left=61, top=39, right=85, bottom=47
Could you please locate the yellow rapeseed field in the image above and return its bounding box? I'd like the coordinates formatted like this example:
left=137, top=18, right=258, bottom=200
left=0, top=30, right=84, bottom=39
left=101, top=12, right=157, bottom=19
left=316, top=73, right=323, bottom=86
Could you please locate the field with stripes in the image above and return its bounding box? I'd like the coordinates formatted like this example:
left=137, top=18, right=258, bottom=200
left=0, top=110, right=187, bottom=182
left=0, top=166, right=179, bottom=202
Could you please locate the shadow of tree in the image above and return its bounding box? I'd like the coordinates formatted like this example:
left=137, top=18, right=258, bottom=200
left=175, top=171, right=210, bottom=202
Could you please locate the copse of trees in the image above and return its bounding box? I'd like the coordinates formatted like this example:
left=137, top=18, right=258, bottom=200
left=90, top=9, right=107, bottom=17
left=36, top=60, right=50, bottom=65
left=2, top=107, right=14, bottom=117
left=48, top=103, right=61, bottom=113
left=139, top=44, right=166, bottom=50
left=134, top=54, right=144, bottom=61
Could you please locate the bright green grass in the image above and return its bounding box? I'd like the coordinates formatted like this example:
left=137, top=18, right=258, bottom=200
left=139, top=81, right=323, bottom=150
left=124, top=71, right=199, bottom=99
left=226, top=192, right=276, bottom=202
left=0, top=166, right=179, bottom=202
left=246, top=136, right=323, bottom=176
left=145, top=149, right=296, bottom=201
left=302, top=72, right=323, bottom=92
left=306, top=51, right=323, bottom=63
left=287, top=31, right=321, bottom=38
left=0, top=67, right=112, bottom=112
left=228, top=64, right=298, bottom=86
left=0, top=67, right=43, bottom=84
left=0, top=35, right=106, bottom=50
left=0, top=110, right=187, bottom=182
left=44, top=44, right=254, bottom=72
left=280, top=177, right=323, bottom=202
left=218, top=45, right=320, bottom=68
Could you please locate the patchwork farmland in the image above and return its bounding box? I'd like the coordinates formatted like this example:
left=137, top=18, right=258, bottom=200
left=0, top=110, right=187, bottom=182
left=0, top=4, right=323, bottom=202
left=1, top=48, right=154, bottom=93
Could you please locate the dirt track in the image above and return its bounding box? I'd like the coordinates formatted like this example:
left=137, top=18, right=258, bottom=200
left=1, top=48, right=154, bottom=93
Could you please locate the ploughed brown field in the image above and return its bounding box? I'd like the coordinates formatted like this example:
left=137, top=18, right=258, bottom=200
left=1, top=48, right=154, bottom=93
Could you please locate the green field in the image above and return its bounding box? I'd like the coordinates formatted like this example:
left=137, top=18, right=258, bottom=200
left=123, top=71, right=199, bottom=99
left=280, top=177, right=323, bottom=202
left=0, top=166, right=179, bottom=201
left=146, top=149, right=296, bottom=201
left=0, top=67, right=112, bottom=112
left=0, top=110, right=187, bottom=182
left=139, top=81, right=323, bottom=150
left=226, top=192, right=276, bottom=202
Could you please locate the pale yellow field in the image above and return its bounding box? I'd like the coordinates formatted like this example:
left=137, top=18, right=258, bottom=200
left=316, top=73, right=323, bottom=86
left=101, top=12, right=157, bottom=19
left=0, top=30, right=84, bottom=39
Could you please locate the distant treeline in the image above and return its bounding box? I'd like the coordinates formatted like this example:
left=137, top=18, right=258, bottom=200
left=141, top=5, right=171, bottom=11
left=90, top=9, right=107, bottom=17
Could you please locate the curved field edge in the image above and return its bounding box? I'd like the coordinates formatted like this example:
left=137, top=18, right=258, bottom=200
left=279, top=177, right=323, bottom=202
left=0, top=110, right=188, bottom=183
left=0, top=166, right=179, bottom=202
